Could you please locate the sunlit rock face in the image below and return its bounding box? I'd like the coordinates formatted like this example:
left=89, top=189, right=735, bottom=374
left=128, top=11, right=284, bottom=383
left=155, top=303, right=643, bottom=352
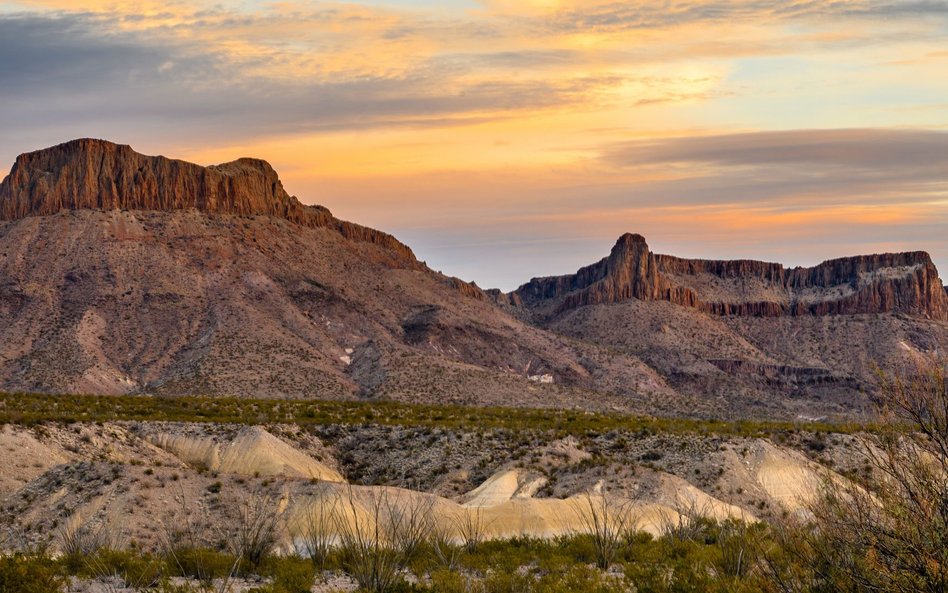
left=0, top=138, right=416, bottom=261
left=512, top=232, right=948, bottom=320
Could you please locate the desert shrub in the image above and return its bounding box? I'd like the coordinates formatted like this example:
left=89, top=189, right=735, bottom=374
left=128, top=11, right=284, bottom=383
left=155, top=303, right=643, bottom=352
left=333, top=486, right=434, bottom=593
left=168, top=547, right=237, bottom=581
left=0, top=552, right=67, bottom=593
left=711, top=519, right=765, bottom=580
left=460, top=536, right=542, bottom=574
left=83, top=548, right=163, bottom=588
left=300, top=487, right=337, bottom=569
left=230, top=492, right=283, bottom=571
left=256, top=556, right=316, bottom=593
left=58, top=518, right=116, bottom=572
left=0, top=391, right=857, bottom=440
left=426, top=524, right=463, bottom=571
left=762, top=360, right=948, bottom=593
left=573, top=490, right=638, bottom=569
left=480, top=571, right=534, bottom=593
left=535, top=564, right=627, bottom=593
left=454, top=505, right=489, bottom=553
left=550, top=532, right=597, bottom=565
left=156, top=581, right=206, bottom=593
left=428, top=569, right=477, bottom=593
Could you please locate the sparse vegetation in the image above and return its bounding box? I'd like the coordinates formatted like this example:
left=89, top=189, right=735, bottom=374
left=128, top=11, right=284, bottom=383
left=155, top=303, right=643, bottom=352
left=0, top=520, right=785, bottom=593
left=572, top=490, right=638, bottom=570
left=0, top=551, right=68, bottom=593
left=0, top=391, right=862, bottom=438
left=3, top=361, right=946, bottom=592
left=763, top=359, right=948, bottom=593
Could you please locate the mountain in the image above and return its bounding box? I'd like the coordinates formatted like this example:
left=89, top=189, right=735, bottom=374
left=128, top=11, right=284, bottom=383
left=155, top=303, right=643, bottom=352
left=0, top=139, right=672, bottom=411
left=501, top=234, right=948, bottom=419
left=1, top=139, right=946, bottom=421
left=510, top=232, right=948, bottom=320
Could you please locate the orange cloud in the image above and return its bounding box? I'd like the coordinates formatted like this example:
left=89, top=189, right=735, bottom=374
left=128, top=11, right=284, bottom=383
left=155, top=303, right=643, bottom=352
left=2, top=0, right=947, bottom=287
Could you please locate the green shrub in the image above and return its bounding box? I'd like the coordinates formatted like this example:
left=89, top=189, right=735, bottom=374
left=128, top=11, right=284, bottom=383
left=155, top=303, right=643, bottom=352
left=258, top=556, right=315, bottom=593
left=428, top=569, right=472, bottom=593
left=535, top=564, right=626, bottom=593
left=166, top=547, right=237, bottom=582
left=83, top=548, right=163, bottom=588
left=0, top=553, right=67, bottom=593
left=0, top=391, right=859, bottom=439
left=481, top=571, right=533, bottom=593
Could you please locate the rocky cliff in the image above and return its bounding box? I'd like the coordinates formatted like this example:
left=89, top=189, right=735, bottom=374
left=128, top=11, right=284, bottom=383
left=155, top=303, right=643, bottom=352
left=513, top=233, right=948, bottom=320
left=0, top=138, right=416, bottom=261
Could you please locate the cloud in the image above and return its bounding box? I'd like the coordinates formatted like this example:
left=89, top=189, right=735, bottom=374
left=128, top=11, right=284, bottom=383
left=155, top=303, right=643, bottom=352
left=500, top=1, right=948, bottom=33
left=1, top=2, right=947, bottom=289
left=0, top=13, right=212, bottom=94
left=602, top=128, right=948, bottom=169
left=324, top=128, right=948, bottom=287
left=595, top=129, right=948, bottom=207
left=0, top=10, right=631, bottom=162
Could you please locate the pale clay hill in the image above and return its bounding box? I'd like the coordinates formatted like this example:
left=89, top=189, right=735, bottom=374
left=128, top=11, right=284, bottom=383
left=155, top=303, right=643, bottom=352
left=2, top=138, right=948, bottom=420
left=0, top=421, right=860, bottom=555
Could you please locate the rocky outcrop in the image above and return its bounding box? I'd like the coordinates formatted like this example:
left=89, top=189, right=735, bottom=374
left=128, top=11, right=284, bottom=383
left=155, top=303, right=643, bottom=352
left=445, top=277, right=487, bottom=301
left=0, top=138, right=415, bottom=261
left=706, top=360, right=856, bottom=388
left=513, top=233, right=948, bottom=320
left=486, top=288, right=523, bottom=308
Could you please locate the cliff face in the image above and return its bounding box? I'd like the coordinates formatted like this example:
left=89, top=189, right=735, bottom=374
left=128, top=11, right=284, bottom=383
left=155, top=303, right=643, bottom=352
left=516, top=234, right=689, bottom=310
left=513, top=233, right=948, bottom=320
left=0, top=138, right=415, bottom=261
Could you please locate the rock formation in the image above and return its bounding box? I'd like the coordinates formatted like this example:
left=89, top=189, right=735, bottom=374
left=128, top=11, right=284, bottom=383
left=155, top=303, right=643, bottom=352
left=513, top=233, right=948, bottom=320
left=0, top=138, right=416, bottom=261
left=0, top=139, right=669, bottom=411
left=2, top=138, right=947, bottom=420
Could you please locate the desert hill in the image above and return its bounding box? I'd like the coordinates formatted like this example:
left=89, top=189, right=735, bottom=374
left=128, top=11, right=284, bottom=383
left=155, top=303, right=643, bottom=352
left=0, top=139, right=672, bottom=411
left=502, top=234, right=948, bottom=418
left=1, top=139, right=946, bottom=420
left=0, top=419, right=858, bottom=553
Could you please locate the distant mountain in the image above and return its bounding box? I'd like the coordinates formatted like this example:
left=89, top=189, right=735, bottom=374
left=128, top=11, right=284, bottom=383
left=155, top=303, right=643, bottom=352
left=509, top=232, right=948, bottom=320
left=0, top=139, right=670, bottom=411
left=1, top=139, right=945, bottom=420
left=499, top=234, right=948, bottom=420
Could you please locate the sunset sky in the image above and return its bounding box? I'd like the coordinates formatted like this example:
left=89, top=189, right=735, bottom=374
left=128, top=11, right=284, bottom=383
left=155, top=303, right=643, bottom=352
left=1, top=1, right=947, bottom=289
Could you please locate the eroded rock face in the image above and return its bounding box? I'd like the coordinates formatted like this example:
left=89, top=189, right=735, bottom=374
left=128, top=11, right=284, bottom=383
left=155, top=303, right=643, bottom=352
left=0, top=138, right=415, bottom=261
left=513, top=233, right=948, bottom=320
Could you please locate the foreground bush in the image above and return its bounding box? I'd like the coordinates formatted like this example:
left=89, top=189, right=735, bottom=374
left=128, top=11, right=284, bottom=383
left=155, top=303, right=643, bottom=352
left=257, top=556, right=316, bottom=593
left=0, top=552, right=67, bottom=593
left=82, top=548, right=163, bottom=588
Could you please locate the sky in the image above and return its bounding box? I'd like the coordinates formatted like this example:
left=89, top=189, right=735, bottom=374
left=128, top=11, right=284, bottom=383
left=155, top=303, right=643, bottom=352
left=1, top=1, right=947, bottom=290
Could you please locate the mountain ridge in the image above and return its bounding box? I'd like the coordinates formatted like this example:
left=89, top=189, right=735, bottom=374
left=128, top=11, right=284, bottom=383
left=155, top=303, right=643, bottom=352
left=0, top=138, right=418, bottom=262
left=1, top=138, right=946, bottom=421
left=510, top=233, right=948, bottom=320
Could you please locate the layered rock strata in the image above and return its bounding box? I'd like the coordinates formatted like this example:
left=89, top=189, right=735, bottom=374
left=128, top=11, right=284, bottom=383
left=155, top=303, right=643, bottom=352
left=0, top=138, right=415, bottom=261
left=513, top=233, right=948, bottom=320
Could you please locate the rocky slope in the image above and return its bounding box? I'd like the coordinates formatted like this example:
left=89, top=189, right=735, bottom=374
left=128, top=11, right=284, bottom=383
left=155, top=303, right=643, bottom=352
left=505, top=234, right=948, bottom=419
left=0, top=420, right=861, bottom=553
left=2, top=138, right=946, bottom=420
left=0, top=139, right=676, bottom=411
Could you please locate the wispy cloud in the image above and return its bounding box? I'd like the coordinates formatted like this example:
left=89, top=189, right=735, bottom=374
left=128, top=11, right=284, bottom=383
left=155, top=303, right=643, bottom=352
left=601, top=128, right=948, bottom=169
left=0, top=1, right=947, bottom=288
